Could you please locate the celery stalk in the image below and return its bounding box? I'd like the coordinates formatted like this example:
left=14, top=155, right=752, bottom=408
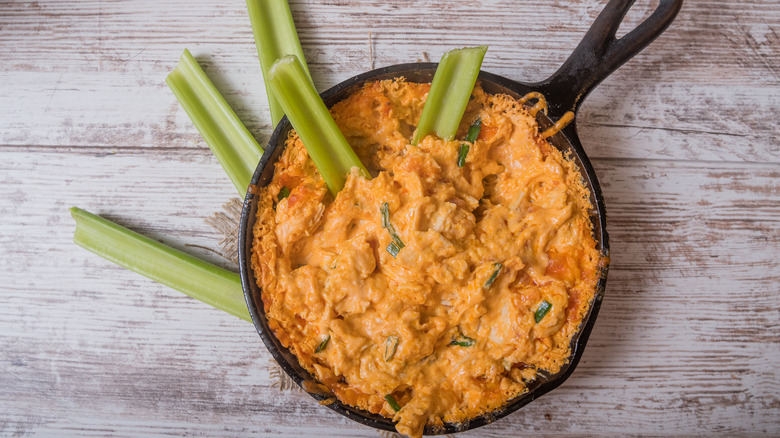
left=246, top=0, right=312, bottom=126
left=71, top=207, right=251, bottom=322
left=166, top=49, right=264, bottom=195
left=268, top=55, right=369, bottom=195
left=412, top=46, right=488, bottom=145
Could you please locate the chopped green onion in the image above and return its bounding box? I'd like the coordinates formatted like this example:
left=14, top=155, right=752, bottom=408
left=457, top=143, right=469, bottom=167
left=458, top=119, right=481, bottom=167
left=71, top=207, right=251, bottom=322
left=412, top=46, right=488, bottom=145
left=246, top=0, right=312, bottom=126
left=384, top=336, right=399, bottom=361
left=380, top=202, right=392, bottom=228
left=278, top=187, right=291, bottom=201
left=483, top=263, right=503, bottom=289
left=386, top=241, right=403, bottom=258
left=315, top=334, right=331, bottom=353
left=379, top=202, right=404, bottom=257
left=268, top=55, right=370, bottom=195
left=450, top=332, right=476, bottom=347
left=166, top=49, right=264, bottom=195
left=384, top=394, right=402, bottom=412
left=535, top=300, right=552, bottom=323
left=465, top=118, right=482, bottom=143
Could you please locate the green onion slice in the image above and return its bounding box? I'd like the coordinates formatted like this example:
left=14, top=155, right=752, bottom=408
left=268, top=55, right=370, bottom=195
left=384, top=394, right=402, bottom=412
left=450, top=332, right=476, bottom=347
left=379, top=202, right=404, bottom=257
left=380, top=202, right=392, bottom=228
left=71, top=207, right=251, bottom=322
left=166, top=49, right=264, bottom=195
left=315, top=334, right=331, bottom=353
left=386, top=241, right=403, bottom=258
left=483, top=263, right=503, bottom=289
left=246, top=0, right=312, bottom=126
left=535, top=300, right=552, bottom=323
left=384, top=336, right=399, bottom=362
left=465, top=118, right=482, bottom=142
left=278, top=187, right=291, bottom=201
left=457, top=143, right=470, bottom=167
left=412, top=46, right=488, bottom=145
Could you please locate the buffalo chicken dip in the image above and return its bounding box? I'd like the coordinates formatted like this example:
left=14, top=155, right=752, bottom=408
left=251, top=78, right=602, bottom=437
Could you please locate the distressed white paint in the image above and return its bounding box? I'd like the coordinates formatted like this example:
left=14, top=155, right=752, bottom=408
left=1, top=0, right=778, bottom=436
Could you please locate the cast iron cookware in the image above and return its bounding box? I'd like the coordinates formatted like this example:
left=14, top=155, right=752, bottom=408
left=239, top=0, right=682, bottom=434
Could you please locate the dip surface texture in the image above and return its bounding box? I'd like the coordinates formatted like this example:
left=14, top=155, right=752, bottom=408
left=251, top=79, right=602, bottom=437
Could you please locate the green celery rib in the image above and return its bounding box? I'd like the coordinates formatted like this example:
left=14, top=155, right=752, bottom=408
left=166, top=49, right=264, bottom=195
left=412, top=46, right=488, bottom=145
left=71, top=207, right=251, bottom=322
left=246, top=0, right=312, bottom=127
left=268, top=55, right=369, bottom=195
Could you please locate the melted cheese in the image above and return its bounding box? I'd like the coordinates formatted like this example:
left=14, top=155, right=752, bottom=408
left=251, top=79, right=602, bottom=437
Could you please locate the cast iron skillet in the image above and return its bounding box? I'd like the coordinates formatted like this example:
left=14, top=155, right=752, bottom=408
left=239, top=0, right=682, bottom=434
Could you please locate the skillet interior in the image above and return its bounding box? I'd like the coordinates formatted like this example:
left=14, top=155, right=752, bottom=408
left=238, top=63, right=610, bottom=434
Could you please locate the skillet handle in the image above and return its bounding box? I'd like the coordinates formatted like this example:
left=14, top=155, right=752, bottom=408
left=536, top=0, right=683, bottom=120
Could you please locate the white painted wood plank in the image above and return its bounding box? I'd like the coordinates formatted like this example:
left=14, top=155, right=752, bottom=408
left=4, top=66, right=776, bottom=165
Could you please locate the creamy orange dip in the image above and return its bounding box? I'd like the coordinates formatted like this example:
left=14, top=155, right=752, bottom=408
left=251, top=79, right=602, bottom=437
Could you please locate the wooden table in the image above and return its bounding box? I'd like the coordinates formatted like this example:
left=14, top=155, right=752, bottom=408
left=2, top=0, right=778, bottom=436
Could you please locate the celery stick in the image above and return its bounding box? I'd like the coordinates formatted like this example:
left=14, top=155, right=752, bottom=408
left=246, top=0, right=312, bottom=126
left=71, top=207, right=251, bottom=322
left=166, top=49, right=264, bottom=195
left=412, top=46, right=488, bottom=145
left=268, top=55, right=369, bottom=195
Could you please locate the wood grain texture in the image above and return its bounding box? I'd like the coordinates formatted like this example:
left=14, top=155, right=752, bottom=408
left=1, top=0, right=778, bottom=436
